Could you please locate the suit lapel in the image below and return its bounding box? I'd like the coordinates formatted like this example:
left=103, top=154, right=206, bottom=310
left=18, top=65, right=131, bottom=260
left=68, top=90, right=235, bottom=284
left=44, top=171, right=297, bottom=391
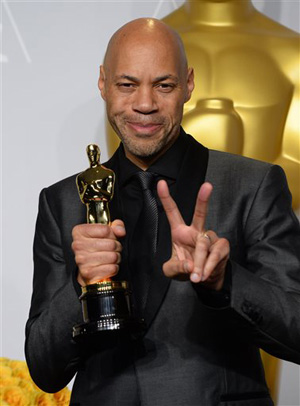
left=144, top=135, right=209, bottom=328
left=104, top=148, right=133, bottom=283
left=175, top=136, right=209, bottom=225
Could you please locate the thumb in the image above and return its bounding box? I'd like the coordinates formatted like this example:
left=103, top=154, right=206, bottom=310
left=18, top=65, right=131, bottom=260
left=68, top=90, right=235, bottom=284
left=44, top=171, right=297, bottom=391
left=111, top=219, right=126, bottom=238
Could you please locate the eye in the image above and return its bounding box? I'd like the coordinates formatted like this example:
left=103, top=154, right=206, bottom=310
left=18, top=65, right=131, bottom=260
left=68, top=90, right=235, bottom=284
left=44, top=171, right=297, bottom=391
left=156, top=83, right=175, bottom=92
left=117, top=82, right=136, bottom=91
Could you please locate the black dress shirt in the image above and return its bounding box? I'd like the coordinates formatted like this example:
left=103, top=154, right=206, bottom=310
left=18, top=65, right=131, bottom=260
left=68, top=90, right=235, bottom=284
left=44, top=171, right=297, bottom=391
left=117, top=131, right=189, bottom=252
left=115, top=131, right=190, bottom=311
left=114, top=129, right=230, bottom=311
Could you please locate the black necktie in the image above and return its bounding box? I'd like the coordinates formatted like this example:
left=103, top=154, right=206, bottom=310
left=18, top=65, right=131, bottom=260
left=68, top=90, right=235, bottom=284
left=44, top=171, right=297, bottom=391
left=131, top=171, right=158, bottom=313
left=135, top=171, right=158, bottom=253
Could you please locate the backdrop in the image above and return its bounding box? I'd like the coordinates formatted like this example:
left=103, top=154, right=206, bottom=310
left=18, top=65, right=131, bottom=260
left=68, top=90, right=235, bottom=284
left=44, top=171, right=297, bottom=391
left=1, top=1, right=299, bottom=404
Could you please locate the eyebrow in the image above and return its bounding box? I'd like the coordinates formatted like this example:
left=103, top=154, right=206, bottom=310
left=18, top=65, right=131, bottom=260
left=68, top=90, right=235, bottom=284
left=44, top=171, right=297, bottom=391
left=154, top=74, right=179, bottom=84
left=115, top=74, right=179, bottom=83
left=115, top=75, right=139, bottom=82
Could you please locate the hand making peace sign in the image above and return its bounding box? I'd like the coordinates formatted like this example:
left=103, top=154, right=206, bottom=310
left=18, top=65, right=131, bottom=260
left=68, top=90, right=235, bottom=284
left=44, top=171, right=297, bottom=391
left=157, top=180, right=230, bottom=291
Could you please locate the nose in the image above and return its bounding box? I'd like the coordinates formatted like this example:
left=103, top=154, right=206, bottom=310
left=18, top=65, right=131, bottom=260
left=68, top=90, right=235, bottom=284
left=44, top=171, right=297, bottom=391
left=132, top=86, right=158, bottom=114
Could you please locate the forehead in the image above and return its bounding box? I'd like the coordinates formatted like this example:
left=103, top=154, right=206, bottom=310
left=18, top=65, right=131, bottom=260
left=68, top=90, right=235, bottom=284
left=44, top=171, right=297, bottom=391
left=108, top=36, right=182, bottom=79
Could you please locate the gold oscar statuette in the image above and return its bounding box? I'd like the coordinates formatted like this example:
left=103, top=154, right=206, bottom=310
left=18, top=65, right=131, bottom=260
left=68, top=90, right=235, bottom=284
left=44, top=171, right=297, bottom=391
left=72, top=144, right=142, bottom=339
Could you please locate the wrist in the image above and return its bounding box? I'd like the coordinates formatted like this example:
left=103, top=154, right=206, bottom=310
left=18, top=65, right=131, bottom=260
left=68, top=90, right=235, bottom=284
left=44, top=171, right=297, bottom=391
left=194, top=262, right=232, bottom=308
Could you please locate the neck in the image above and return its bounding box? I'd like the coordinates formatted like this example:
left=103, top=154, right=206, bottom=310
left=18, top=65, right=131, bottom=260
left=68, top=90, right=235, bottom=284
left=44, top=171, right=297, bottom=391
left=127, top=155, right=154, bottom=171
left=184, top=0, right=255, bottom=26
left=125, top=149, right=166, bottom=171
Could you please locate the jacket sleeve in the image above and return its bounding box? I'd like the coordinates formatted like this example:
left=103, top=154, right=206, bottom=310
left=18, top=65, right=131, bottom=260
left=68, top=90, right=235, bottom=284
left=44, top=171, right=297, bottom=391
left=198, top=163, right=300, bottom=364
left=25, top=187, right=83, bottom=393
left=228, top=164, right=300, bottom=364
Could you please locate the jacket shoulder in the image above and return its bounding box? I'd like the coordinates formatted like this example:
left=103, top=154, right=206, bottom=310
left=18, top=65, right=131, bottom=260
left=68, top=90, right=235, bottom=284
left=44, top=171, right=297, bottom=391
left=45, top=173, right=79, bottom=196
left=208, top=149, right=273, bottom=172
left=206, top=149, right=287, bottom=186
left=38, top=174, right=84, bottom=227
left=41, top=173, right=80, bottom=207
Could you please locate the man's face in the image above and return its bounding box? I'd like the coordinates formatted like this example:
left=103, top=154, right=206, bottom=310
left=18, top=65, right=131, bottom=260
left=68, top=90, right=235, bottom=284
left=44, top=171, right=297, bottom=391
left=99, top=35, right=194, bottom=167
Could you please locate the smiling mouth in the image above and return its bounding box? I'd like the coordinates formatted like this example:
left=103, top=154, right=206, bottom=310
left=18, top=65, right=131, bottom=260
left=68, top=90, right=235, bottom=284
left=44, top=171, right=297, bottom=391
left=127, top=122, right=162, bottom=134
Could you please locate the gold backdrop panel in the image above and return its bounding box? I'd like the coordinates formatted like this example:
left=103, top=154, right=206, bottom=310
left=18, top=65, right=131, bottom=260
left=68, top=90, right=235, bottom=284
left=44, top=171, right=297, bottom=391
left=162, top=0, right=300, bottom=210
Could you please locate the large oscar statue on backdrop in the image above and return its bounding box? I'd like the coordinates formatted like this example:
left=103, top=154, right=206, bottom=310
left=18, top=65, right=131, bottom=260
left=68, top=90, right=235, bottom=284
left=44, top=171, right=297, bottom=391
left=162, top=0, right=300, bottom=214
left=105, top=0, right=300, bottom=401
left=106, top=0, right=300, bottom=213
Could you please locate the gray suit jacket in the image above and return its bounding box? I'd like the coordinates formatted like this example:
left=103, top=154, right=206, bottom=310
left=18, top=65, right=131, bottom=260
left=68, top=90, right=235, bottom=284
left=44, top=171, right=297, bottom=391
left=25, top=133, right=300, bottom=406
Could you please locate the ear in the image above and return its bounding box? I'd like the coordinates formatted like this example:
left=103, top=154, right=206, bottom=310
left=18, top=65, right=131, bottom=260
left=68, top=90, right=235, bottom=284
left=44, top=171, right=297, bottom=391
left=184, top=67, right=195, bottom=103
left=98, top=65, right=106, bottom=101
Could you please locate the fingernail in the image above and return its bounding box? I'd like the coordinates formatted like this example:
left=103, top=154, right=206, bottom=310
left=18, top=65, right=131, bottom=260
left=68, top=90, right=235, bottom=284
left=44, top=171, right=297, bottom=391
left=191, top=273, right=201, bottom=283
left=115, top=226, right=125, bottom=232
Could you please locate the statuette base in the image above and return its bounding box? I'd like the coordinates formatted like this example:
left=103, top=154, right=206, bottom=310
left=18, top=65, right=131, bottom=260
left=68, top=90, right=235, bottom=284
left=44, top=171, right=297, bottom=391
left=72, top=280, right=143, bottom=340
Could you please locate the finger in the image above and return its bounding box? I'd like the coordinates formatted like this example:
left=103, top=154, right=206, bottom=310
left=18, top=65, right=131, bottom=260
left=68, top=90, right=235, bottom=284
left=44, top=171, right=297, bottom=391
left=162, top=258, right=193, bottom=280
left=87, top=263, right=119, bottom=283
left=72, top=223, right=113, bottom=239
left=72, top=238, right=122, bottom=254
left=157, top=180, right=185, bottom=229
left=190, top=231, right=217, bottom=282
left=78, top=264, right=119, bottom=286
left=73, top=220, right=125, bottom=240
left=75, top=251, right=121, bottom=268
left=111, top=219, right=126, bottom=238
left=191, top=182, right=213, bottom=231
left=202, top=238, right=230, bottom=281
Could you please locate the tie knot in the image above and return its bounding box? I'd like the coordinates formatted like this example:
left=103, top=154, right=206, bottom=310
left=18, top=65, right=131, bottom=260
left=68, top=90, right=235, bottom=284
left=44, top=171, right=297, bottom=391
left=135, top=171, right=155, bottom=191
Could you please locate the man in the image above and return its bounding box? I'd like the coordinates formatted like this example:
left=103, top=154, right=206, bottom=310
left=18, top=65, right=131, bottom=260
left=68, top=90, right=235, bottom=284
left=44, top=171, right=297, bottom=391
left=25, top=18, right=300, bottom=406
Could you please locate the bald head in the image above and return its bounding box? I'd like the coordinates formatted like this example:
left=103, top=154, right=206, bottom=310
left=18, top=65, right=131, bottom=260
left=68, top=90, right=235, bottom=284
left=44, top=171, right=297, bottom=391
left=98, top=18, right=194, bottom=169
left=103, top=18, right=188, bottom=75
